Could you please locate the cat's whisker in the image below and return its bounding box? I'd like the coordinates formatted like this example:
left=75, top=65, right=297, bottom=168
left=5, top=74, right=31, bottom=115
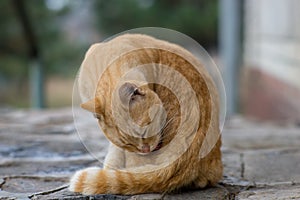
left=159, top=111, right=179, bottom=135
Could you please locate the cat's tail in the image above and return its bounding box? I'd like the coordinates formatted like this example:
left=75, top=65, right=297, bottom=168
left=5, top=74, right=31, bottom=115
left=69, top=166, right=188, bottom=195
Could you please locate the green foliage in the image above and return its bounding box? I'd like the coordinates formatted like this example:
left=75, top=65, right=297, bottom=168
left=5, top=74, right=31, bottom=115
left=0, top=0, right=81, bottom=80
left=94, top=0, right=218, bottom=48
left=0, top=1, right=26, bottom=79
left=0, top=0, right=82, bottom=107
left=0, top=0, right=218, bottom=107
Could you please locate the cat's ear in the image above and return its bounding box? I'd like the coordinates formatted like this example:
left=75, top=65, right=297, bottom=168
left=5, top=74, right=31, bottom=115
left=118, top=82, right=143, bottom=104
left=81, top=97, right=103, bottom=119
left=81, top=98, right=98, bottom=113
left=81, top=98, right=103, bottom=119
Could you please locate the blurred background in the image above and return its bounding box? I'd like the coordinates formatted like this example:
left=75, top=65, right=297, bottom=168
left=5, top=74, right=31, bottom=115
left=0, top=0, right=299, bottom=124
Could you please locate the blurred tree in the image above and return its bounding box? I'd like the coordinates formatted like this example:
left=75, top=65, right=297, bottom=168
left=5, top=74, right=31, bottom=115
left=0, top=0, right=82, bottom=107
left=94, top=0, right=218, bottom=48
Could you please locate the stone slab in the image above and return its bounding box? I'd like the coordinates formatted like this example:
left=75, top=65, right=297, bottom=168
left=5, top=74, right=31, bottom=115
left=243, top=149, right=300, bottom=183
left=29, top=186, right=229, bottom=200
left=222, top=127, right=300, bottom=150
left=1, top=109, right=300, bottom=199
left=237, top=184, right=300, bottom=200
left=0, top=108, right=74, bottom=125
left=0, top=159, right=100, bottom=177
left=30, top=189, right=129, bottom=200
left=130, top=187, right=229, bottom=200
left=1, top=177, right=67, bottom=193
left=0, top=118, right=93, bottom=159
left=222, top=150, right=242, bottom=184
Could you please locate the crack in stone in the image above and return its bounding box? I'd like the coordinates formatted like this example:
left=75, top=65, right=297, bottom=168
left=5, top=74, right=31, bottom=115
left=220, top=184, right=239, bottom=200
left=0, top=177, right=6, bottom=189
left=240, top=153, right=245, bottom=179
left=0, top=175, right=68, bottom=181
left=226, top=193, right=236, bottom=200
left=28, top=184, right=69, bottom=199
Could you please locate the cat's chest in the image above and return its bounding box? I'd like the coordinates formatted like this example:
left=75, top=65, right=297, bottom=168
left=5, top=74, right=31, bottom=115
left=124, top=151, right=160, bottom=168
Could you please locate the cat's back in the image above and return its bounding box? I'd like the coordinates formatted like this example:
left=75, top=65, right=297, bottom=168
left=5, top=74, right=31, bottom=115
left=78, top=34, right=160, bottom=101
left=78, top=34, right=209, bottom=102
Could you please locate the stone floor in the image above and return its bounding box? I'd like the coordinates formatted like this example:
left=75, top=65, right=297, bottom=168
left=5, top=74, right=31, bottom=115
left=0, top=108, right=300, bottom=200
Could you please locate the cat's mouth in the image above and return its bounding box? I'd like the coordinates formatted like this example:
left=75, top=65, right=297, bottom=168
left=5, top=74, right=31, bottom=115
left=138, top=140, right=163, bottom=155
left=152, top=140, right=163, bottom=152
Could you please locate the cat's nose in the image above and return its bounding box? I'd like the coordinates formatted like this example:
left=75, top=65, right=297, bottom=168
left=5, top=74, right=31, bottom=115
left=141, top=144, right=150, bottom=153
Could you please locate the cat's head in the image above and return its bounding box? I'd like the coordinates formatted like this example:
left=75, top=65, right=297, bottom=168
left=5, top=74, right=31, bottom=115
left=81, top=81, right=167, bottom=155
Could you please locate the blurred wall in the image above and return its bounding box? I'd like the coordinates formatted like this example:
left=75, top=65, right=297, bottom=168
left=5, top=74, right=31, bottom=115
left=242, top=0, right=300, bottom=122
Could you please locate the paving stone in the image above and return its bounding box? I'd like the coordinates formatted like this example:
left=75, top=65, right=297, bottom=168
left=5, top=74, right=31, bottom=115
left=0, top=191, right=31, bottom=200
left=31, top=188, right=130, bottom=200
left=0, top=159, right=100, bottom=177
left=0, top=112, right=108, bottom=163
left=222, top=127, right=300, bottom=150
left=1, top=108, right=300, bottom=199
left=237, top=184, right=300, bottom=200
left=243, top=149, right=300, bottom=183
left=0, top=140, right=88, bottom=159
left=1, top=176, right=68, bottom=193
left=29, top=186, right=229, bottom=200
left=130, top=187, right=229, bottom=200
left=0, top=108, right=74, bottom=125
left=0, top=120, right=91, bottom=157
left=222, top=150, right=242, bottom=185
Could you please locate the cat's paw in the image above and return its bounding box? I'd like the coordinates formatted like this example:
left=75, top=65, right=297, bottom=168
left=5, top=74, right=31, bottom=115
left=69, top=167, right=101, bottom=194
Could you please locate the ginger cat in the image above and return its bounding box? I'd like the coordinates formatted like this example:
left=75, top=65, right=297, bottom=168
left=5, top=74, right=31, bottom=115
left=69, top=34, right=222, bottom=195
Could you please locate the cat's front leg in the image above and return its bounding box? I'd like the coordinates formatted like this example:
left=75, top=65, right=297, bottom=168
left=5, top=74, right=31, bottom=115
left=103, top=143, right=125, bottom=169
